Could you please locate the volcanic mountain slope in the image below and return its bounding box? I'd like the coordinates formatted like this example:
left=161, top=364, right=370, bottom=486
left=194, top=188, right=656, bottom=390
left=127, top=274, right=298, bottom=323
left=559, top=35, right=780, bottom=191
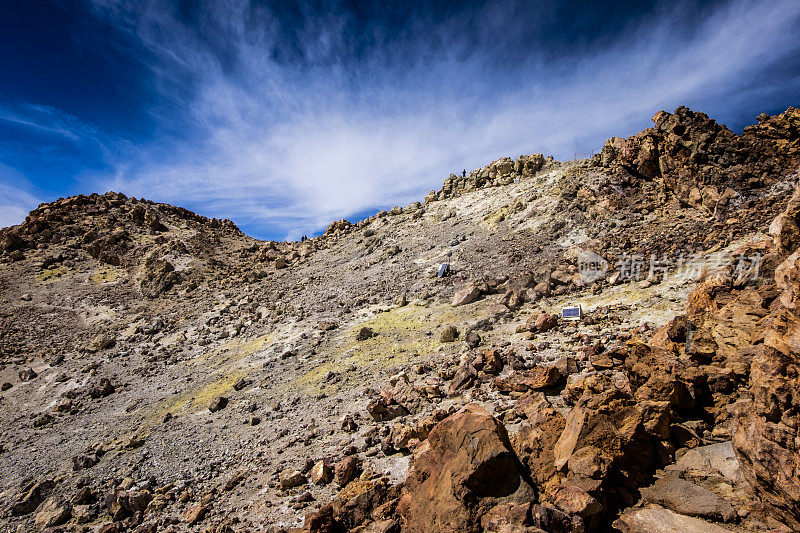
left=0, top=106, right=798, bottom=532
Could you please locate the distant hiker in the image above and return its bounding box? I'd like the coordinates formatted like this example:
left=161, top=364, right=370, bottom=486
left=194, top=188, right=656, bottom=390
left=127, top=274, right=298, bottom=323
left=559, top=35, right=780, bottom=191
left=462, top=169, right=466, bottom=178
left=438, top=263, right=450, bottom=278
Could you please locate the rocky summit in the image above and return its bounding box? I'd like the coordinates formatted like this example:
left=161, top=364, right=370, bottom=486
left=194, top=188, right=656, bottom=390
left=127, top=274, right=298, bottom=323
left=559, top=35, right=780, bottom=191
left=1, top=105, right=800, bottom=533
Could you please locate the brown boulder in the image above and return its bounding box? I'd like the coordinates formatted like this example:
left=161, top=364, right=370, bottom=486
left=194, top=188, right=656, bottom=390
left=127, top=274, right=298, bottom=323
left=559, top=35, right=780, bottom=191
left=771, top=186, right=800, bottom=254
left=303, top=503, right=339, bottom=533
left=554, top=356, right=579, bottom=377
left=732, top=249, right=800, bottom=528
left=183, top=502, right=208, bottom=524
left=208, top=396, right=228, bottom=412
left=649, top=316, right=687, bottom=355
left=552, top=483, right=602, bottom=518
left=388, top=423, right=421, bottom=450
left=397, top=404, right=535, bottom=532
left=465, top=329, right=482, bottom=348
left=733, top=344, right=800, bottom=528
left=770, top=213, right=800, bottom=255
left=19, top=367, right=38, bottom=381
left=333, top=476, right=398, bottom=530
left=480, top=349, right=504, bottom=375
left=354, top=520, right=400, bottom=533
left=516, top=366, right=562, bottom=391
left=633, top=369, right=694, bottom=410
left=566, top=446, right=610, bottom=480
left=356, top=327, right=377, bottom=341
left=613, top=506, right=735, bottom=533
left=311, top=460, right=334, bottom=485
left=303, top=477, right=399, bottom=532
left=553, top=405, right=587, bottom=471
left=139, top=257, right=180, bottom=298
left=448, top=362, right=478, bottom=395
left=480, top=502, right=532, bottom=533
left=639, top=475, right=736, bottom=522
left=451, top=284, right=482, bottom=307
left=367, top=397, right=409, bottom=422
left=440, top=325, right=459, bottom=342
left=512, top=394, right=566, bottom=473
left=109, top=490, right=153, bottom=521
left=527, top=313, right=559, bottom=333
left=334, top=456, right=361, bottom=487
left=89, top=378, right=115, bottom=398
left=281, top=470, right=308, bottom=490
left=11, top=479, right=54, bottom=516
left=527, top=504, right=577, bottom=533
left=775, top=249, right=800, bottom=310
left=553, top=399, right=659, bottom=498
left=34, top=498, right=72, bottom=529
left=588, top=352, right=615, bottom=370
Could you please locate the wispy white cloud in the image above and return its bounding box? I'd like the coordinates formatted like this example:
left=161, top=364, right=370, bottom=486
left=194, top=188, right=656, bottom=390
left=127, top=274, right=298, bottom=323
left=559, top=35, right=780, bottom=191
left=0, top=103, right=97, bottom=144
left=0, top=165, right=42, bottom=228
left=0, top=102, right=123, bottom=172
left=82, top=0, right=800, bottom=240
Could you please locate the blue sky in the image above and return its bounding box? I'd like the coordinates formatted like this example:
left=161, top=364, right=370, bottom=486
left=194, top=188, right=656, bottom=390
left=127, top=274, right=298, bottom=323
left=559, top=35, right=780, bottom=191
left=1, top=0, right=799, bottom=240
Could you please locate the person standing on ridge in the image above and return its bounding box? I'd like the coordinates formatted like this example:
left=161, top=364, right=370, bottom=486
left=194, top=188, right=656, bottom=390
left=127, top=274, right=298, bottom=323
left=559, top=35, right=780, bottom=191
left=462, top=169, right=466, bottom=178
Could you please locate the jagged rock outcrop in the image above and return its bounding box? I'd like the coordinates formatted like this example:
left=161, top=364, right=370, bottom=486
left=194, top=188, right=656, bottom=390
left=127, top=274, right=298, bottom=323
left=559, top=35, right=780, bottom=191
left=438, top=154, right=549, bottom=200
left=0, top=191, right=243, bottom=268
left=644, top=186, right=800, bottom=528
left=324, top=219, right=354, bottom=237
left=731, top=190, right=800, bottom=529
left=596, top=106, right=800, bottom=206
left=138, top=257, right=181, bottom=298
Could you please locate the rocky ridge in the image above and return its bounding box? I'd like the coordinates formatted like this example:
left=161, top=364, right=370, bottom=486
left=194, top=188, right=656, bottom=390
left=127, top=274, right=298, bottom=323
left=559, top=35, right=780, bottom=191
left=0, top=106, right=799, bottom=532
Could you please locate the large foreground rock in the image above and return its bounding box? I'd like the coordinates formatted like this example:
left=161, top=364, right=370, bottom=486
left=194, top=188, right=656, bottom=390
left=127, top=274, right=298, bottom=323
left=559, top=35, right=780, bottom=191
left=732, top=229, right=800, bottom=529
left=639, top=475, right=735, bottom=522
left=667, top=441, right=741, bottom=484
left=733, top=338, right=800, bottom=529
left=614, top=505, right=735, bottom=533
left=397, top=404, right=535, bottom=533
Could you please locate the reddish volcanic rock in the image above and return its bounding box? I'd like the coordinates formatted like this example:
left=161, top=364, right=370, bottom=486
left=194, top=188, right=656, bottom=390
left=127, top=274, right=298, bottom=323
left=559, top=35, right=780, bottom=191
left=397, top=404, right=534, bottom=533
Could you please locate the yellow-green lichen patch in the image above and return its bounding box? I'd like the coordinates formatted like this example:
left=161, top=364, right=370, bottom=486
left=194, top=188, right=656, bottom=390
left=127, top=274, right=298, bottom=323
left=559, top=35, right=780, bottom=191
left=343, top=340, right=432, bottom=371
left=290, top=343, right=431, bottom=397
left=88, top=267, right=124, bottom=284
left=155, top=371, right=244, bottom=419
left=424, top=213, right=445, bottom=224
left=131, top=233, right=159, bottom=247
left=188, top=332, right=276, bottom=368
left=292, top=362, right=338, bottom=392
left=289, top=305, right=450, bottom=396
left=483, top=200, right=526, bottom=227
left=347, top=305, right=429, bottom=336
left=38, top=266, right=69, bottom=282
left=288, top=300, right=498, bottom=397
left=234, top=333, right=276, bottom=355
left=483, top=207, right=507, bottom=225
